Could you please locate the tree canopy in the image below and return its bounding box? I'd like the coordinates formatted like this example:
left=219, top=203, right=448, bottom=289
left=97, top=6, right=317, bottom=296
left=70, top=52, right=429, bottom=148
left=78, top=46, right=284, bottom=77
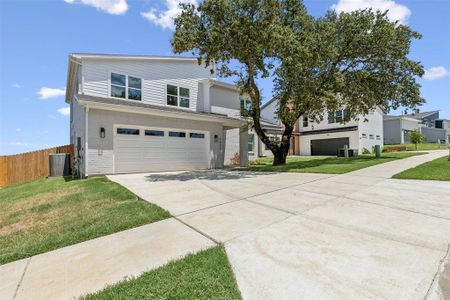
left=171, top=0, right=425, bottom=165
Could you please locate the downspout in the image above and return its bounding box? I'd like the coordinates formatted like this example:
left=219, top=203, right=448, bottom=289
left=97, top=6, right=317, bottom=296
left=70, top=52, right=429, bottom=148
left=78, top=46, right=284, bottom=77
left=85, top=106, right=89, bottom=178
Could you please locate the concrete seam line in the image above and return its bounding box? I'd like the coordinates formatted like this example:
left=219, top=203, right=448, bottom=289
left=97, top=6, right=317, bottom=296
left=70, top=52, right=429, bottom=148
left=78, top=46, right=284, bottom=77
left=224, top=213, right=297, bottom=245
left=244, top=198, right=296, bottom=215
left=13, top=257, right=31, bottom=300
left=342, top=196, right=450, bottom=222
left=297, top=214, right=444, bottom=252
left=173, top=217, right=221, bottom=245
left=174, top=198, right=243, bottom=218
left=425, top=244, right=450, bottom=300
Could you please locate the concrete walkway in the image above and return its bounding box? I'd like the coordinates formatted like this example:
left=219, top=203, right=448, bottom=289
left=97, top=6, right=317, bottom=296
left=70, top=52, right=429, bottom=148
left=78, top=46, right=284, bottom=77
left=1, top=150, right=448, bottom=299
left=0, top=219, right=214, bottom=300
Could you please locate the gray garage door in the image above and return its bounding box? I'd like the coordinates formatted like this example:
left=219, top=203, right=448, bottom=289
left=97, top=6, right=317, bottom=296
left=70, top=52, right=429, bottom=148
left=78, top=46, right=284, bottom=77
left=311, top=138, right=350, bottom=156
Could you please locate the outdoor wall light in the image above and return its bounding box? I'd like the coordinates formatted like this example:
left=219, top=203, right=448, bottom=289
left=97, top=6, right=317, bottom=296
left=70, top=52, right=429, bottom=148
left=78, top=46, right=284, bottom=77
left=100, top=127, right=105, bottom=138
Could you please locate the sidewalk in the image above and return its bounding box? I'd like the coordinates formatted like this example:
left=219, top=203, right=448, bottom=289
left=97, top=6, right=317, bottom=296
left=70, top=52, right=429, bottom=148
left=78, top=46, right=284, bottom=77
left=0, top=218, right=214, bottom=300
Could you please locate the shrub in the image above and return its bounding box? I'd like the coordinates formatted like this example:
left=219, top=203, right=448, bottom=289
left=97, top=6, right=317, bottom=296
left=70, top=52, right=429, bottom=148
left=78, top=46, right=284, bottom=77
left=362, top=148, right=371, bottom=154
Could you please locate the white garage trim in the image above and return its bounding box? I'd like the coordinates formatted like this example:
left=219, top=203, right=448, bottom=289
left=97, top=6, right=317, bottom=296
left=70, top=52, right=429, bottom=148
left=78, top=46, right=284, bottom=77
left=113, top=124, right=211, bottom=174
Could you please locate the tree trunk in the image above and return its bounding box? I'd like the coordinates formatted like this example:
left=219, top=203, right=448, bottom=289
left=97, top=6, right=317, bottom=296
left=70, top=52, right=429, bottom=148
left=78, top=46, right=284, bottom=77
left=272, top=126, right=293, bottom=166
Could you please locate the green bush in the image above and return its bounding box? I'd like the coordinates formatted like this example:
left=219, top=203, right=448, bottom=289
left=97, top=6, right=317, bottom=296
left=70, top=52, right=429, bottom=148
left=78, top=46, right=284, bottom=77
left=362, top=148, right=371, bottom=154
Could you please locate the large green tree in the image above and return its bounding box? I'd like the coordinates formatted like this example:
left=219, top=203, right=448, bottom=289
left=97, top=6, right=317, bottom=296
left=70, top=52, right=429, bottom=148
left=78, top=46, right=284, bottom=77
left=172, top=0, right=424, bottom=165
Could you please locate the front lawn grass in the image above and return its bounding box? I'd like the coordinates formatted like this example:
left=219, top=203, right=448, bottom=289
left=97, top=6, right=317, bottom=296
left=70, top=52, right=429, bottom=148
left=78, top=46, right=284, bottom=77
left=81, top=246, right=242, bottom=300
left=0, top=176, right=170, bottom=265
left=393, top=156, right=450, bottom=181
left=245, top=152, right=424, bottom=174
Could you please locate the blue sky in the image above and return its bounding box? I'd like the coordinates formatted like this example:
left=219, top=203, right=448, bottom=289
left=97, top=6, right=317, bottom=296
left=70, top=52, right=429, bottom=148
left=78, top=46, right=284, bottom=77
left=0, top=0, right=449, bottom=155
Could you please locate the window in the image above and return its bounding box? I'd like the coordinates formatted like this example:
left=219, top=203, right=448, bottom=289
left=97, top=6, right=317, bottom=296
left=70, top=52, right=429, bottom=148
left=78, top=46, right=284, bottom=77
left=167, top=84, right=190, bottom=108
left=145, top=130, right=164, bottom=136
left=303, top=116, right=309, bottom=127
left=376, top=135, right=381, bottom=140
left=248, top=135, right=254, bottom=153
left=369, top=134, right=374, bottom=140
left=169, top=131, right=186, bottom=138
left=117, top=128, right=140, bottom=135
left=362, top=133, right=367, bottom=139
left=110, top=73, right=141, bottom=100
left=240, top=96, right=252, bottom=116
left=190, top=133, right=205, bottom=138
left=328, top=112, right=335, bottom=124
left=435, top=120, right=443, bottom=129
left=328, top=109, right=350, bottom=124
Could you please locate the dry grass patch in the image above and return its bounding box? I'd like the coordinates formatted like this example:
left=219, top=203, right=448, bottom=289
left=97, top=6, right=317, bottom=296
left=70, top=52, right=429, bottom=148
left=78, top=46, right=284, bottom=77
left=0, top=177, right=170, bottom=264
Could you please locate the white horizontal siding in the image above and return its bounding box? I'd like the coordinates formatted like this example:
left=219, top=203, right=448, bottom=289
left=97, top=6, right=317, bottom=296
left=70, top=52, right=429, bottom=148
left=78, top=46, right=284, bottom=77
left=81, top=59, right=212, bottom=111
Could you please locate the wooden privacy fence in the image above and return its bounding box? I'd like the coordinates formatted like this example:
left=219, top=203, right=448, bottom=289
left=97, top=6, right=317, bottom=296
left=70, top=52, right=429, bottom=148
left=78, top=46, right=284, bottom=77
left=0, top=144, right=74, bottom=187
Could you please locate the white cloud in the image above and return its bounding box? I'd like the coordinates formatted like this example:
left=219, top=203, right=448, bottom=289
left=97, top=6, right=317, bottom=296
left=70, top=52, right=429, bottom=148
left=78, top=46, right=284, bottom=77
left=57, top=107, right=71, bottom=116
left=141, top=0, right=197, bottom=30
left=12, top=83, right=21, bottom=88
left=64, top=0, right=128, bottom=15
left=8, top=142, right=30, bottom=146
left=37, top=87, right=66, bottom=99
left=332, top=0, right=411, bottom=24
left=423, top=66, right=450, bottom=81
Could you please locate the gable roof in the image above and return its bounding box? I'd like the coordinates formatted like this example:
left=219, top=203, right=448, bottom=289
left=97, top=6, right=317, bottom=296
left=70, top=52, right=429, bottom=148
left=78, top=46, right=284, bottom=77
left=402, top=110, right=440, bottom=120
left=70, top=53, right=198, bottom=62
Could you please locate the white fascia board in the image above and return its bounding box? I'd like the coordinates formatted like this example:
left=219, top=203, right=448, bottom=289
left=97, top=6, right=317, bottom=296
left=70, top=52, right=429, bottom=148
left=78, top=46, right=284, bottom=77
left=76, top=100, right=245, bottom=128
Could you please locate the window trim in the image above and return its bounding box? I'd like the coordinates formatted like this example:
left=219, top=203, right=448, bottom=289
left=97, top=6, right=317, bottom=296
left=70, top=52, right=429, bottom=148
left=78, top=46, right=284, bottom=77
left=109, top=72, right=142, bottom=101
left=166, top=84, right=191, bottom=109
left=328, top=109, right=350, bottom=124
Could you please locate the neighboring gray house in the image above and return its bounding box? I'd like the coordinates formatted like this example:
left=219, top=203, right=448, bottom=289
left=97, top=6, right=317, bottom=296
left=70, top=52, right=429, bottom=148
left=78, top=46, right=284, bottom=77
left=250, top=98, right=385, bottom=158
left=66, top=53, right=247, bottom=177
left=383, top=110, right=450, bottom=144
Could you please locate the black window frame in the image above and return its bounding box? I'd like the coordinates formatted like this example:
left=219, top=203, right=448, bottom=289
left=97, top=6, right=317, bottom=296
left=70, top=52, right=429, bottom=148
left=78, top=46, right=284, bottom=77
left=169, top=131, right=186, bottom=138
left=117, top=128, right=140, bottom=135
left=145, top=130, right=164, bottom=137
left=190, top=133, right=205, bottom=139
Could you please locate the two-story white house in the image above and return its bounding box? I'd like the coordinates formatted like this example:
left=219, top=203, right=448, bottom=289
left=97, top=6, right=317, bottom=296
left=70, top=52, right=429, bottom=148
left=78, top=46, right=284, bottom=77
left=249, top=98, right=384, bottom=158
left=66, top=53, right=248, bottom=177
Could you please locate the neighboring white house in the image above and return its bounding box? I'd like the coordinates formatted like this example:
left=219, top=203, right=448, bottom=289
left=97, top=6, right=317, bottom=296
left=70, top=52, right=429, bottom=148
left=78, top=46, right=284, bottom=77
left=66, top=53, right=247, bottom=177
left=383, top=111, right=450, bottom=144
left=250, top=98, right=384, bottom=158
left=298, top=107, right=384, bottom=155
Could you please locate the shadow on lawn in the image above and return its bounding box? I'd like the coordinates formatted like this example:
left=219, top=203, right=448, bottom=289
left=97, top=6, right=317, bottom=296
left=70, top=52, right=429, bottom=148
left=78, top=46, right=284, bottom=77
left=144, top=169, right=274, bottom=182
left=251, top=156, right=385, bottom=171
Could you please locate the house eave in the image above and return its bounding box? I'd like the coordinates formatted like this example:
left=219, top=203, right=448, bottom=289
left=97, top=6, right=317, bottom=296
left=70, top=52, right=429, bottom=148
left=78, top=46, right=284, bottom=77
left=76, top=95, right=246, bottom=128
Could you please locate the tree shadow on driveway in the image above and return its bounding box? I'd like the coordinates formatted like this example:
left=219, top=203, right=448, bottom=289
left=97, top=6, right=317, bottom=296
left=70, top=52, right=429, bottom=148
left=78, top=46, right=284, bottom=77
left=144, top=170, right=275, bottom=182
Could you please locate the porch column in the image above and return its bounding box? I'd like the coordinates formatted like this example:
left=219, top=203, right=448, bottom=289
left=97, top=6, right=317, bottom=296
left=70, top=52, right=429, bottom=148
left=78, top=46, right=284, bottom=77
left=239, top=125, right=248, bottom=167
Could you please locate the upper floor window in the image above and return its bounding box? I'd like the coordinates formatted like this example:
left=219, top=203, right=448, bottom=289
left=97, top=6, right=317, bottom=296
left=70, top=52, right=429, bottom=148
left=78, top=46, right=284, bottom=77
left=110, top=73, right=141, bottom=101
left=328, top=109, right=350, bottom=124
left=167, top=84, right=190, bottom=108
left=303, top=116, right=309, bottom=127
left=435, top=120, right=443, bottom=129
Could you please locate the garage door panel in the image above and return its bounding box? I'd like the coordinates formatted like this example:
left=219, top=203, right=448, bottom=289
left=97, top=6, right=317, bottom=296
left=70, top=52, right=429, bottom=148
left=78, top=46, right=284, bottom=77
left=311, top=138, right=350, bottom=156
left=114, top=127, right=209, bottom=173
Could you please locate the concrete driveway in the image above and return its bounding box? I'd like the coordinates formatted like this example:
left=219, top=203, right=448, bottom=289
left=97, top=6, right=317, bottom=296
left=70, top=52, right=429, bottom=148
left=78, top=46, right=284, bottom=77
left=109, top=150, right=450, bottom=299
